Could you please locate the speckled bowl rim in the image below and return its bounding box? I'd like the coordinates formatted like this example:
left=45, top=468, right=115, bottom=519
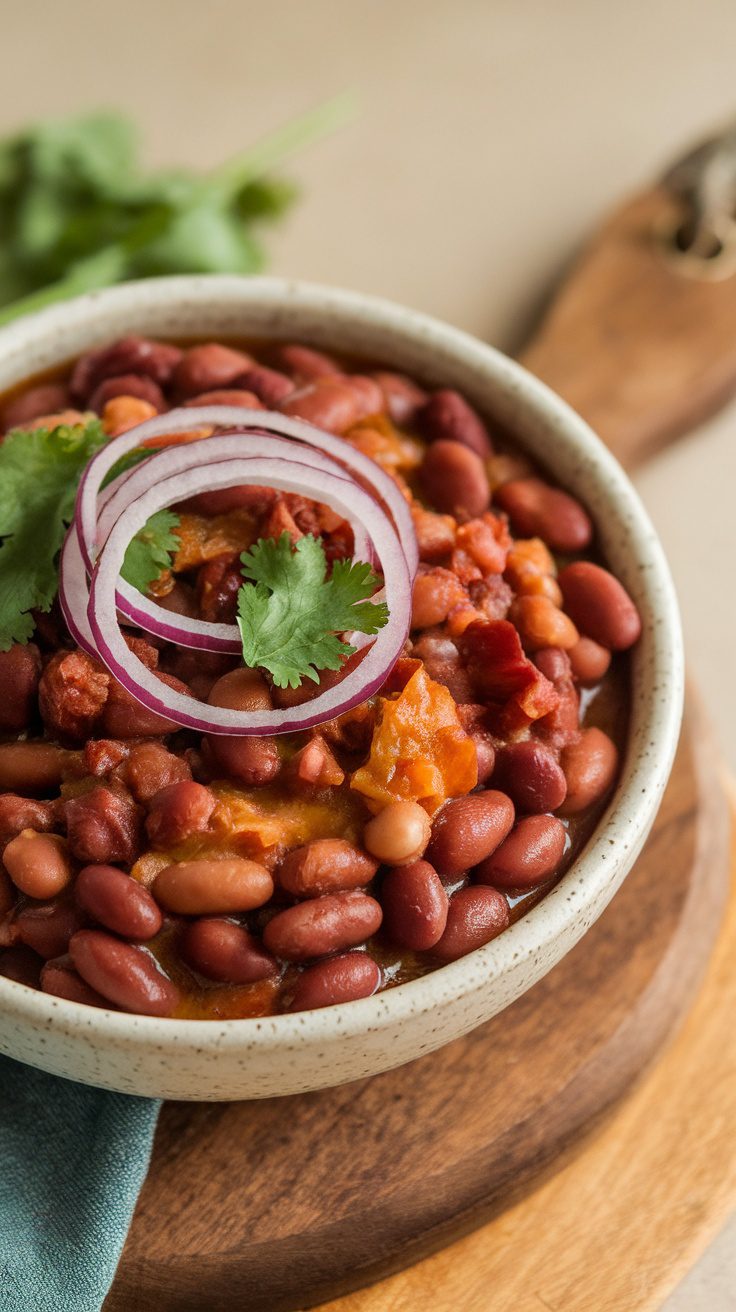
left=0, top=274, right=683, bottom=1053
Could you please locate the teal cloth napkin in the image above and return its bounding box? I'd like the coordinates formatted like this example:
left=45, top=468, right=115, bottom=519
left=0, top=1056, right=160, bottom=1312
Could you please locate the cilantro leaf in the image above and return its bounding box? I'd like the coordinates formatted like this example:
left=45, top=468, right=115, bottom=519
left=237, top=533, right=389, bottom=689
left=120, top=509, right=181, bottom=595
left=0, top=419, right=107, bottom=649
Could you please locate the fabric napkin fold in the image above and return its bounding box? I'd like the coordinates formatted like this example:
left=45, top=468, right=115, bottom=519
left=0, top=1055, right=160, bottom=1312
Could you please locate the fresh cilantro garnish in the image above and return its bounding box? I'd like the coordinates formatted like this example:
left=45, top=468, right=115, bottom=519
left=120, top=509, right=181, bottom=595
left=237, top=533, right=389, bottom=689
left=0, top=419, right=107, bottom=649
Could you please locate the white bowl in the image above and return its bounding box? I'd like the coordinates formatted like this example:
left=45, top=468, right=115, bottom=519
left=0, top=275, right=683, bottom=1099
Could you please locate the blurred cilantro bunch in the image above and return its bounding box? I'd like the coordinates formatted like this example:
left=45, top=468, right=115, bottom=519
left=0, top=98, right=348, bottom=326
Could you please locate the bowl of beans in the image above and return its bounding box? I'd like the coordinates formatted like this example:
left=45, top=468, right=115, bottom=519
left=0, top=275, right=682, bottom=1099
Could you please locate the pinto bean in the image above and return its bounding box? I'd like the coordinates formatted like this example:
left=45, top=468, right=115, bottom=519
left=559, top=727, right=619, bottom=815
left=0, top=795, right=55, bottom=847
left=373, top=371, right=428, bottom=426
left=419, top=389, right=493, bottom=458
left=475, top=814, right=567, bottom=889
left=493, top=740, right=567, bottom=814
left=558, top=562, right=641, bottom=651
left=173, top=343, right=253, bottom=398
left=363, top=802, right=431, bottom=866
left=431, top=886, right=510, bottom=962
left=280, top=378, right=361, bottom=434
left=153, top=858, right=273, bottom=915
left=275, top=343, right=341, bottom=381
left=64, top=788, right=142, bottom=866
left=237, top=364, right=294, bottom=406
left=568, top=636, right=612, bottom=686
left=381, top=860, right=448, bottom=951
left=0, top=945, right=43, bottom=987
left=509, top=595, right=579, bottom=652
left=89, top=374, right=165, bottom=413
left=279, top=838, right=378, bottom=898
left=263, top=891, right=382, bottom=961
left=145, top=781, right=216, bottom=848
left=426, top=791, right=515, bottom=878
left=76, top=864, right=163, bottom=940
left=39, top=648, right=109, bottom=742
left=116, top=742, right=191, bottom=803
left=0, top=741, right=70, bottom=795
left=287, top=952, right=381, bottom=1011
left=15, top=901, right=86, bottom=959
left=206, top=668, right=280, bottom=786
left=182, top=387, right=263, bottom=409
left=3, top=831, right=72, bottom=898
left=181, top=918, right=278, bottom=983
left=70, top=335, right=182, bottom=402
left=0, top=642, right=41, bottom=731
left=412, top=567, right=466, bottom=629
left=41, top=957, right=111, bottom=1007
left=101, top=395, right=158, bottom=436
left=70, top=930, right=179, bottom=1016
left=420, top=440, right=490, bottom=520
left=495, top=478, right=592, bottom=552
left=102, top=670, right=192, bottom=738
left=2, top=383, right=71, bottom=430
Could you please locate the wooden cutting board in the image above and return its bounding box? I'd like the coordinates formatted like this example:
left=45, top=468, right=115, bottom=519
left=107, top=179, right=735, bottom=1312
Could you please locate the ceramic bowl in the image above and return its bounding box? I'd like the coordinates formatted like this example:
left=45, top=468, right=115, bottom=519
left=0, top=275, right=683, bottom=1099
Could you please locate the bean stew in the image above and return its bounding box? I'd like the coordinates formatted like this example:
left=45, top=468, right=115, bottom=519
left=0, top=333, right=640, bottom=1017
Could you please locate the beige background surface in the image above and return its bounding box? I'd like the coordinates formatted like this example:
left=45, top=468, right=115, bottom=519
left=1, top=1, right=735, bottom=1306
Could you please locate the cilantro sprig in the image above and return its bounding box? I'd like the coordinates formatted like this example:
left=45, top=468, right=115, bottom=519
left=237, top=533, right=389, bottom=689
left=119, top=508, right=181, bottom=595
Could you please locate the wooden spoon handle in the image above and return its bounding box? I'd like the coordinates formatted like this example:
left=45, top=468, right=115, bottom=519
left=518, top=184, right=736, bottom=469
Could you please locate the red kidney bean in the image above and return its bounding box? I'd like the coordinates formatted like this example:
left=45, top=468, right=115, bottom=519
left=116, top=742, right=192, bottom=804
left=39, top=648, right=109, bottom=742
left=145, top=781, right=216, bottom=848
left=363, top=801, right=431, bottom=866
left=426, top=791, right=515, bottom=878
left=76, top=864, right=163, bottom=940
left=41, top=956, right=111, bottom=1007
left=559, top=727, right=619, bottom=815
left=419, top=389, right=493, bottom=458
left=381, top=860, right=449, bottom=951
left=373, top=371, right=428, bottom=426
left=533, top=646, right=571, bottom=684
left=0, top=868, right=15, bottom=918
left=0, top=741, right=71, bottom=795
left=0, top=642, right=41, bottom=732
left=279, top=838, right=378, bottom=898
left=420, top=440, right=491, bottom=520
left=263, top=890, right=383, bottom=961
left=287, top=952, right=381, bottom=1011
left=154, top=581, right=199, bottom=619
left=182, top=388, right=263, bottom=409
left=568, top=636, right=612, bottom=685
left=102, top=671, right=192, bottom=738
left=196, top=553, right=242, bottom=624
left=471, top=728, right=497, bottom=786
left=495, top=478, right=592, bottom=552
left=181, top=918, right=278, bottom=983
left=89, top=373, right=165, bottom=414
left=70, top=336, right=182, bottom=401
left=0, top=945, right=43, bottom=987
left=183, top=484, right=276, bottom=517
left=173, top=343, right=253, bottom=398
left=431, top=886, right=510, bottom=962
left=206, top=668, right=280, bottom=786
left=475, top=814, right=567, bottom=889
left=0, top=796, right=55, bottom=847
left=410, top=633, right=474, bottom=703
left=64, top=788, right=142, bottom=866
left=3, top=831, right=72, bottom=898
left=280, top=378, right=361, bottom=434
left=2, top=382, right=71, bottom=430
left=558, top=562, right=641, bottom=651
left=84, top=739, right=130, bottom=778
left=153, top=858, right=273, bottom=915
left=275, top=343, right=341, bottom=381
left=493, top=740, right=567, bottom=814
left=70, top=930, right=179, bottom=1016
left=15, top=901, right=85, bottom=959
left=237, top=364, right=294, bottom=406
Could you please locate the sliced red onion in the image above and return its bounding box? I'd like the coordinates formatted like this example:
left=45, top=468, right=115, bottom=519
left=83, top=457, right=411, bottom=735
left=58, top=529, right=98, bottom=657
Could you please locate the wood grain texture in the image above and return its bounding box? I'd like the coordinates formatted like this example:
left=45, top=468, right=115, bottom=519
left=106, top=696, right=730, bottom=1312
left=519, top=186, right=736, bottom=468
